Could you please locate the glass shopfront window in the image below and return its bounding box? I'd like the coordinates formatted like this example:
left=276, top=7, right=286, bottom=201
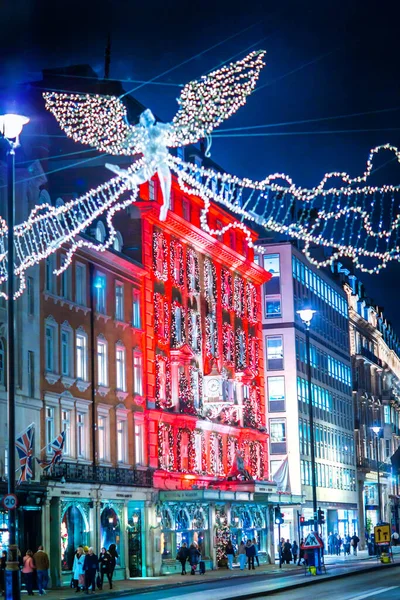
left=100, top=507, right=121, bottom=564
left=61, top=505, right=89, bottom=571
left=229, top=506, right=267, bottom=559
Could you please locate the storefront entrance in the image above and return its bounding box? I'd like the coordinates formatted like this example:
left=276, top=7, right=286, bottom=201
left=127, top=512, right=142, bottom=578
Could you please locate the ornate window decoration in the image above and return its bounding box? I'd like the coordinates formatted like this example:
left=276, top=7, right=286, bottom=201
left=175, top=508, right=190, bottom=531
left=223, top=323, right=234, bottom=364
left=235, top=328, right=247, bottom=371
left=158, top=422, right=175, bottom=471
left=171, top=301, right=186, bottom=348
left=246, top=282, right=258, bottom=323
left=243, top=384, right=262, bottom=429
left=155, top=355, right=172, bottom=409
left=188, top=309, right=201, bottom=354
left=210, top=432, right=224, bottom=476
left=248, top=335, right=259, bottom=375
left=248, top=441, right=265, bottom=480
left=204, top=258, right=217, bottom=305
left=205, top=311, right=218, bottom=358
left=221, top=269, right=232, bottom=310
left=170, top=240, right=184, bottom=288
left=160, top=505, right=173, bottom=529
left=153, top=231, right=168, bottom=281
left=192, top=429, right=207, bottom=473
left=177, top=428, right=195, bottom=472
left=178, top=370, right=196, bottom=415
left=187, top=248, right=200, bottom=294
left=215, top=506, right=230, bottom=565
left=192, top=507, right=206, bottom=530
left=227, top=436, right=238, bottom=471
left=190, top=366, right=203, bottom=412
left=154, top=293, right=169, bottom=344
left=233, top=276, right=245, bottom=317
left=251, top=507, right=265, bottom=529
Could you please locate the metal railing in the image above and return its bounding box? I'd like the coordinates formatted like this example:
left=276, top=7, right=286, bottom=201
left=41, top=462, right=153, bottom=487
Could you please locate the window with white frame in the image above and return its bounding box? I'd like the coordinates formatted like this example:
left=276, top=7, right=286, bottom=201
left=61, top=409, right=71, bottom=456
left=60, top=255, right=71, bottom=299
left=95, top=273, right=107, bottom=313
left=27, top=276, right=34, bottom=315
left=132, top=289, right=141, bottom=329
left=0, top=339, right=5, bottom=386
left=46, top=406, right=55, bottom=453
left=116, top=345, right=126, bottom=391
left=135, top=422, right=144, bottom=465
left=267, top=376, right=285, bottom=412
left=45, top=255, right=56, bottom=293
left=77, top=412, right=86, bottom=458
left=117, top=418, right=128, bottom=463
left=61, top=329, right=72, bottom=377
left=270, top=419, right=287, bottom=454
left=97, top=414, right=108, bottom=461
left=115, top=283, right=124, bottom=321
left=95, top=221, right=106, bottom=243
left=45, top=322, right=57, bottom=373
left=28, top=351, right=34, bottom=397
left=76, top=331, right=88, bottom=380
left=75, top=263, right=87, bottom=306
left=149, top=179, right=156, bottom=201
left=133, top=351, right=143, bottom=396
left=97, top=338, right=108, bottom=386
left=266, top=336, right=284, bottom=370
left=113, top=231, right=123, bottom=252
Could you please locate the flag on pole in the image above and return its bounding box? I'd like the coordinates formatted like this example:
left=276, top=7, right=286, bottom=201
left=15, top=423, right=35, bottom=484
left=37, top=430, right=66, bottom=474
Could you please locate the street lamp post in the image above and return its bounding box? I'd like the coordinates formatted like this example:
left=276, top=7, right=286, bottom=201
left=297, top=309, right=318, bottom=531
left=1, top=113, right=29, bottom=600
left=371, top=426, right=382, bottom=523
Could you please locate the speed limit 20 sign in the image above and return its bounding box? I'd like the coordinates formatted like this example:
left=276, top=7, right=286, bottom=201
left=2, top=494, right=18, bottom=510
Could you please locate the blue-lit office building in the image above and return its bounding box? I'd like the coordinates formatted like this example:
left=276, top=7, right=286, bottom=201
left=256, top=242, right=358, bottom=544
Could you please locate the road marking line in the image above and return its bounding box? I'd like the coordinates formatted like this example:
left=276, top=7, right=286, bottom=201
left=351, top=586, right=399, bottom=600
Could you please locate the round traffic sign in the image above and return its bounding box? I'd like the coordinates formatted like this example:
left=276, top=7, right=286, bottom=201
left=3, top=494, right=18, bottom=510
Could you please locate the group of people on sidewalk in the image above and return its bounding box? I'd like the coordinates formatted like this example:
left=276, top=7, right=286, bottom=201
left=72, top=544, right=118, bottom=594
left=1, top=546, right=50, bottom=596
left=176, top=542, right=204, bottom=575
left=226, top=539, right=260, bottom=571
left=278, top=539, right=300, bottom=565
left=328, top=532, right=360, bottom=556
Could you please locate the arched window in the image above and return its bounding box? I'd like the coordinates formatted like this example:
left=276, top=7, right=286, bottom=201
left=176, top=509, right=190, bottom=531
left=0, top=338, right=5, bottom=386
left=95, top=221, right=106, bottom=243
left=100, top=507, right=120, bottom=564
left=113, top=231, right=123, bottom=252
left=61, top=505, right=89, bottom=571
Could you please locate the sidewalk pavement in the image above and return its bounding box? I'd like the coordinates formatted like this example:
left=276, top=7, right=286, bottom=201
left=25, top=551, right=398, bottom=599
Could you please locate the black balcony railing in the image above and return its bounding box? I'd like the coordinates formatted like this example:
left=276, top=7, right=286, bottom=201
left=357, top=457, right=391, bottom=474
left=41, top=463, right=153, bottom=488
left=357, top=345, right=383, bottom=368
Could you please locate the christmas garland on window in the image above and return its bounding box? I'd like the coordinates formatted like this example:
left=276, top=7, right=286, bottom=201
left=227, top=437, right=238, bottom=471
left=192, top=429, right=207, bottom=473
left=155, top=354, right=172, bottom=409
left=186, top=247, right=200, bottom=294
left=250, top=441, right=265, bottom=479
left=178, top=370, right=196, bottom=415
left=215, top=506, right=230, bottom=564
left=209, top=432, right=224, bottom=476
left=222, top=323, right=234, bottom=364
left=243, top=384, right=262, bottom=429
left=246, top=282, right=258, bottom=323
left=233, top=276, right=245, bottom=318
left=190, top=366, right=203, bottom=413
left=171, top=300, right=186, bottom=348
left=154, top=293, right=170, bottom=344
left=170, top=240, right=185, bottom=288
left=248, top=335, right=259, bottom=375
left=158, top=422, right=175, bottom=471
left=177, top=427, right=195, bottom=473
left=153, top=231, right=168, bottom=281
left=205, top=311, right=218, bottom=358
left=218, top=406, right=240, bottom=426
left=204, top=257, right=217, bottom=305
left=221, top=269, right=233, bottom=310
left=188, top=309, right=202, bottom=354
left=235, top=328, right=247, bottom=371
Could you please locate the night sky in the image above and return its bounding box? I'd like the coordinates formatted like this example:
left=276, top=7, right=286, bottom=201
left=1, top=0, right=400, bottom=325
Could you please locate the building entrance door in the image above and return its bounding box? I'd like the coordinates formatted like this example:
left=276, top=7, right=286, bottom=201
left=128, top=514, right=142, bottom=577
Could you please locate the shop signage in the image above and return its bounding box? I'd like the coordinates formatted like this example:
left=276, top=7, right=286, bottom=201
left=2, top=494, right=18, bottom=510
left=255, top=484, right=276, bottom=493
left=160, top=490, right=207, bottom=501
left=374, top=523, right=391, bottom=546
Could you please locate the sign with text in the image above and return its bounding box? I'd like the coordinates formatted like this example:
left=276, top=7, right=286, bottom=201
left=374, top=523, right=391, bottom=546
left=2, top=494, right=18, bottom=510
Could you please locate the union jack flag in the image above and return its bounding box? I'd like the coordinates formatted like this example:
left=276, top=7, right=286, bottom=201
left=16, top=424, right=35, bottom=484
left=37, top=430, right=66, bottom=474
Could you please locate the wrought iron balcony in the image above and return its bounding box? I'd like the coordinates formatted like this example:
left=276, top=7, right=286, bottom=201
left=356, top=345, right=383, bottom=368
left=41, top=463, right=153, bottom=488
left=357, top=457, right=391, bottom=474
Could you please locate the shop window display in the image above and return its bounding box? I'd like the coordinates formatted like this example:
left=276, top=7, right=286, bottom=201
left=100, top=507, right=121, bottom=564
left=61, top=505, right=89, bottom=571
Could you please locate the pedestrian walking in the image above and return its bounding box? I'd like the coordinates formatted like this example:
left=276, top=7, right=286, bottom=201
left=298, top=539, right=305, bottom=566
left=344, top=535, right=351, bottom=556
left=282, top=540, right=292, bottom=564
left=0, top=550, right=7, bottom=596
left=176, top=543, right=189, bottom=575
left=33, top=545, right=50, bottom=596
left=188, top=542, right=201, bottom=575
left=83, top=547, right=99, bottom=594
left=22, top=550, right=35, bottom=596
left=328, top=532, right=335, bottom=555
left=252, top=539, right=260, bottom=566
left=238, top=541, right=247, bottom=570
left=245, top=540, right=256, bottom=570
left=391, top=531, right=399, bottom=546
left=225, top=541, right=235, bottom=570
left=292, top=541, right=299, bottom=564
left=351, top=533, right=360, bottom=556
left=108, top=544, right=118, bottom=587
left=99, top=547, right=113, bottom=589
left=73, top=546, right=85, bottom=592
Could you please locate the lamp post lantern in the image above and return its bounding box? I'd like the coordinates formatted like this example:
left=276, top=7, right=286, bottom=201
left=1, top=112, right=29, bottom=600
left=297, top=309, right=318, bottom=531
left=371, top=426, right=382, bottom=523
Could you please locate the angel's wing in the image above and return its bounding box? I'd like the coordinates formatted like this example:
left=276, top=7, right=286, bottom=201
left=168, top=50, right=266, bottom=148
left=43, top=92, right=142, bottom=156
